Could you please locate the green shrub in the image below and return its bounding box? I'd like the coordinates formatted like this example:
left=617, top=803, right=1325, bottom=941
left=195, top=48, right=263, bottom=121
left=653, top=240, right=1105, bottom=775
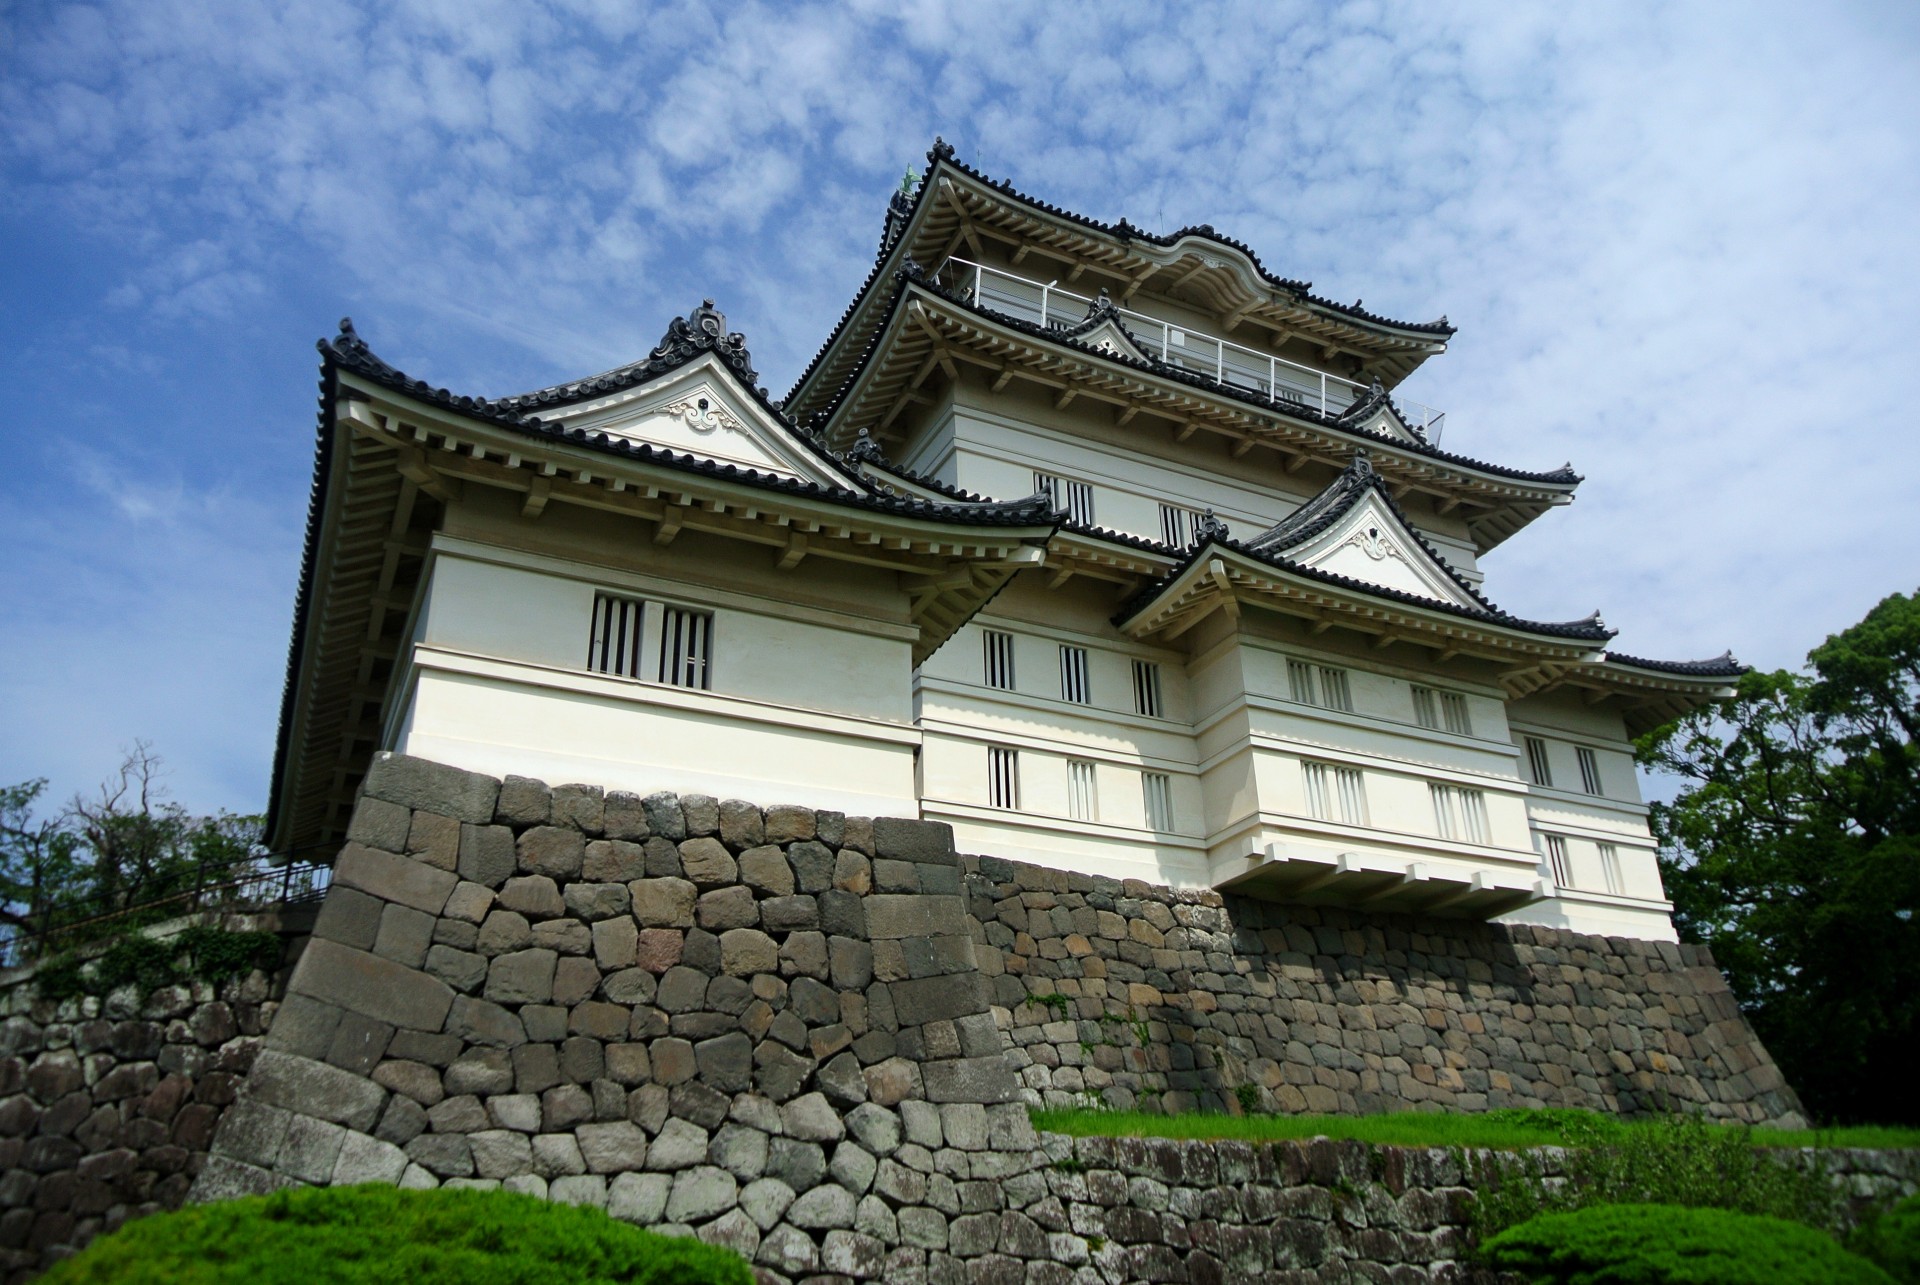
left=1480, top=1204, right=1894, bottom=1284
left=1468, top=1111, right=1842, bottom=1240
left=40, top=1184, right=754, bottom=1285
left=1852, top=1193, right=1920, bottom=1283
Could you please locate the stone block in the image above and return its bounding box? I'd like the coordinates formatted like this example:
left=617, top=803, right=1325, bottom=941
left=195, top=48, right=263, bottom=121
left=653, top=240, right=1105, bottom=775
left=248, top=1051, right=388, bottom=1132
left=443, top=1049, right=514, bottom=1096
left=498, top=875, right=565, bottom=918
left=678, top=838, right=737, bottom=887
left=485, top=949, right=558, bottom=1006
left=605, top=1044, right=651, bottom=1086
left=583, top=839, right=645, bottom=882
left=780, top=1092, right=845, bottom=1143
left=577, top=1121, right=649, bottom=1173
left=592, top=918, right=639, bottom=971
left=566, top=882, right=632, bottom=922
left=709, top=1122, right=770, bottom=1180
left=603, top=791, right=650, bottom=842
left=761, top=895, right=819, bottom=932
left=871, top=816, right=956, bottom=866
left=696, top=1033, right=752, bottom=1093
left=721, top=929, right=778, bottom=977
left=476, top=911, right=533, bottom=955
left=470, top=1129, right=535, bottom=1179
left=601, top=968, right=655, bottom=1007
left=570, top=1002, right=628, bottom=1042
left=512, top=1044, right=560, bottom=1096
left=374, top=903, right=437, bottom=968
left=551, top=783, right=605, bottom=833
left=543, top=1083, right=593, bottom=1132
left=516, top=827, right=584, bottom=880
left=291, top=938, right=455, bottom=1035
left=656, top=967, right=710, bottom=1013
left=264, top=994, right=344, bottom=1060
left=665, top=1165, right=737, bottom=1223
left=327, top=1010, right=395, bottom=1075
left=921, top=1056, right=1021, bottom=1105
left=643, top=792, right=686, bottom=841
left=373, top=1059, right=445, bottom=1105
left=864, top=1058, right=924, bottom=1108
left=631, top=878, right=697, bottom=927
left=443, top=881, right=495, bottom=925
left=332, top=1131, right=408, bottom=1185
left=830, top=938, right=875, bottom=991
left=425, top=944, right=487, bottom=994
left=642, top=837, right=683, bottom=878
left=209, top=1098, right=291, bottom=1169
left=740, top=1176, right=797, bottom=1231
left=554, top=956, right=600, bottom=1008
left=347, top=796, right=412, bottom=853
left=609, top=1170, right=671, bottom=1224
left=533, top=1132, right=586, bottom=1178
left=361, top=753, right=500, bottom=824
left=738, top=845, right=793, bottom=896
left=188, top=1155, right=295, bottom=1204
left=833, top=850, right=872, bottom=894
left=719, top=799, right=764, bottom=849
left=334, top=843, right=459, bottom=916
left=459, top=824, right=517, bottom=888
left=681, top=793, right=719, bottom=835
left=789, top=1183, right=857, bottom=1230
left=697, top=885, right=759, bottom=931
left=635, top=929, right=683, bottom=974
left=406, top=809, right=461, bottom=871
left=650, top=1038, right=696, bottom=1086
left=763, top=804, right=816, bottom=845
left=779, top=931, right=829, bottom=980
left=277, top=1113, right=347, bottom=1184
left=447, top=996, right=526, bottom=1048
left=408, top=1132, right=474, bottom=1178
left=311, top=886, right=385, bottom=951
left=888, top=972, right=989, bottom=1024
left=532, top=919, right=591, bottom=955
left=865, top=894, right=966, bottom=942
left=789, top=841, right=835, bottom=893
left=495, top=774, right=552, bottom=826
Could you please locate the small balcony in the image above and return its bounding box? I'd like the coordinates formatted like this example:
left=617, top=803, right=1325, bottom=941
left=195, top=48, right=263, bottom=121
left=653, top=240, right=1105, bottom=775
left=934, top=257, right=1445, bottom=441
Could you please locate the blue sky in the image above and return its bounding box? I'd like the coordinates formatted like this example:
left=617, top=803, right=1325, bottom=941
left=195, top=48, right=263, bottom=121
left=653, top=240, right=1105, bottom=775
left=3, top=1, right=1917, bottom=818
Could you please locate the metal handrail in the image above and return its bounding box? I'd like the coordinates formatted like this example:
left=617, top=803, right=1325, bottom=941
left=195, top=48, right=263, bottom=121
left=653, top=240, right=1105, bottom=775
left=934, top=256, right=1446, bottom=439
left=0, top=846, right=335, bottom=968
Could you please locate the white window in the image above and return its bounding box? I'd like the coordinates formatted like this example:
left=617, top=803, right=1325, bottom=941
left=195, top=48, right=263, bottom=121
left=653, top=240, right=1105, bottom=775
left=1159, top=503, right=1197, bottom=548
left=1412, top=686, right=1440, bottom=730
left=589, top=594, right=646, bottom=679
left=1287, top=659, right=1318, bottom=705
left=983, top=630, right=1016, bottom=690
left=1303, top=762, right=1368, bottom=826
left=1544, top=834, right=1571, bottom=887
left=1318, top=666, right=1353, bottom=713
left=1524, top=737, right=1554, bottom=787
left=988, top=747, right=1020, bottom=809
left=1577, top=746, right=1603, bottom=796
left=1597, top=843, right=1624, bottom=895
left=1440, top=692, right=1471, bottom=736
left=1059, top=645, right=1091, bottom=704
left=1132, top=659, right=1163, bottom=718
left=1034, top=471, right=1095, bottom=525
left=1431, top=784, right=1490, bottom=844
left=1142, top=772, right=1174, bottom=831
left=657, top=606, right=712, bottom=690
left=1067, top=760, right=1098, bottom=822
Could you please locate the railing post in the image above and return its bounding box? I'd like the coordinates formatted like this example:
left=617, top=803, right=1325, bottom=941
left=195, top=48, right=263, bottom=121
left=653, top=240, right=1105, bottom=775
left=1320, top=373, right=1328, bottom=414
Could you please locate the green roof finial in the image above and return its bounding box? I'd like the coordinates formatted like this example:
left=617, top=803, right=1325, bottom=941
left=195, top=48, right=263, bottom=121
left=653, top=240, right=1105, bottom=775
left=900, top=167, right=921, bottom=195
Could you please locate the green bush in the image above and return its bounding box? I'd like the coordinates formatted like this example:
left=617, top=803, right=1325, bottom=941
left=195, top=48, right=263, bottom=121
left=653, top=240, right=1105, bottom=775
left=40, top=1184, right=754, bottom=1285
left=1469, top=1111, right=1842, bottom=1239
left=1852, top=1193, right=1920, bottom=1283
left=1480, top=1204, right=1894, bottom=1284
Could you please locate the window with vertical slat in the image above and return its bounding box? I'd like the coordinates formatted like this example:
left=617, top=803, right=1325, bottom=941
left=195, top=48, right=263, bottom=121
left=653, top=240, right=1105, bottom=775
left=988, top=747, right=1020, bottom=809
left=1598, top=843, right=1624, bottom=895
left=1142, top=772, right=1173, bottom=830
left=1545, top=834, right=1571, bottom=886
left=588, top=594, right=645, bottom=679
left=1068, top=760, right=1098, bottom=822
left=1132, top=660, right=1163, bottom=718
left=983, top=630, right=1016, bottom=690
left=657, top=605, right=712, bottom=690
left=1577, top=746, right=1603, bottom=795
left=1525, top=737, right=1554, bottom=787
left=1059, top=645, right=1090, bottom=704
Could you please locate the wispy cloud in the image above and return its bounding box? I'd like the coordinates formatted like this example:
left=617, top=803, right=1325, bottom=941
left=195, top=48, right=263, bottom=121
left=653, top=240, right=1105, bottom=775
left=1, top=0, right=1917, bottom=812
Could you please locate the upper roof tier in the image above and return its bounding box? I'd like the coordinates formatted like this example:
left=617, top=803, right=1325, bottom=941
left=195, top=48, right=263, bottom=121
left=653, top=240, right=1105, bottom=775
left=786, top=139, right=1455, bottom=425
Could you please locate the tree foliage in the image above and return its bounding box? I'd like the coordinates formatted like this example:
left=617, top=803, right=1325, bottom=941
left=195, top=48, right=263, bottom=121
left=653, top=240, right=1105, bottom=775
left=1637, top=590, right=1920, bottom=1125
left=0, top=744, right=262, bottom=953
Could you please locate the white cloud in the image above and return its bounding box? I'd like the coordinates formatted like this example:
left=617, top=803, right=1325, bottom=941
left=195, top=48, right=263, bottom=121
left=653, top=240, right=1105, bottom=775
left=1, top=0, right=1917, bottom=813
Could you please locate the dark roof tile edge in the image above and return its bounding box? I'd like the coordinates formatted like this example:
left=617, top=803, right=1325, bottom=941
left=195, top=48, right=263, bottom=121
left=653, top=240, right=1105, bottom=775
left=1602, top=650, right=1747, bottom=678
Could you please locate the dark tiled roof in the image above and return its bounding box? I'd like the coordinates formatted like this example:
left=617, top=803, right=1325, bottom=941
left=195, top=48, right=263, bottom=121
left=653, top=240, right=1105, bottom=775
left=499, top=299, right=770, bottom=412
left=1603, top=650, right=1747, bottom=678
left=786, top=139, right=1454, bottom=411
left=1112, top=525, right=1615, bottom=643
left=827, top=267, right=1581, bottom=489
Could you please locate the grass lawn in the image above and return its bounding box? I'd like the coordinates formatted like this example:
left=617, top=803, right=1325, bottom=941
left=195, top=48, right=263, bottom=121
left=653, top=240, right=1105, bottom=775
left=1029, top=1106, right=1920, bottom=1151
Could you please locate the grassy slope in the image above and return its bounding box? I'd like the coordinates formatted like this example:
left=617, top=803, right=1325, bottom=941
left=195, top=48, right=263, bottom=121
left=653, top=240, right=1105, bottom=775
left=1030, top=1107, right=1920, bottom=1151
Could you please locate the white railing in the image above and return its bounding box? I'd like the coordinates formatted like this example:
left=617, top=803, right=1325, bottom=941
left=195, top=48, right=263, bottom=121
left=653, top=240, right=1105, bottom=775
left=933, top=257, right=1446, bottom=441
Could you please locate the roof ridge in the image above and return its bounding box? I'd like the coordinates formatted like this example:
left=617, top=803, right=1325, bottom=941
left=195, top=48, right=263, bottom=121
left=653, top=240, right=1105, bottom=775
left=1603, top=649, right=1747, bottom=677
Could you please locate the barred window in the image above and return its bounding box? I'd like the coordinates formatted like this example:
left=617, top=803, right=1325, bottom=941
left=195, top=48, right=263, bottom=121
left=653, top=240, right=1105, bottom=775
left=1544, top=834, right=1571, bottom=886
left=1159, top=503, right=1196, bottom=548
left=1598, top=843, right=1624, bottom=894
left=1440, top=692, right=1471, bottom=736
left=1142, top=772, right=1174, bottom=830
left=1524, top=737, right=1554, bottom=787
left=657, top=606, right=712, bottom=690
left=983, top=630, right=1016, bottom=690
left=1033, top=472, right=1095, bottom=525
left=1318, top=666, right=1353, bottom=713
left=1059, top=645, right=1091, bottom=704
left=988, top=747, right=1020, bottom=809
left=1577, top=746, right=1603, bottom=796
left=1412, top=686, right=1440, bottom=730
left=1302, top=762, right=1368, bottom=826
left=1431, top=784, right=1491, bottom=844
left=1067, top=760, right=1098, bottom=822
left=1131, top=659, right=1163, bottom=718
left=1286, top=659, right=1317, bottom=705
left=589, top=594, right=645, bottom=679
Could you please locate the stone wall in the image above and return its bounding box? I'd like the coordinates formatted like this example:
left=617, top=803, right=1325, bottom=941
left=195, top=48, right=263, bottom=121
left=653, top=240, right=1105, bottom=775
left=966, top=860, right=1805, bottom=1125
left=0, top=948, right=284, bottom=1282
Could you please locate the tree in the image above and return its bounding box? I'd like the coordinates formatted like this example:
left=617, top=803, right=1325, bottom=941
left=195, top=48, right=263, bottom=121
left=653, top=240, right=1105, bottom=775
left=0, top=745, right=262, bottom=956
left=1637, top=590, right=1920, bottom=1125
